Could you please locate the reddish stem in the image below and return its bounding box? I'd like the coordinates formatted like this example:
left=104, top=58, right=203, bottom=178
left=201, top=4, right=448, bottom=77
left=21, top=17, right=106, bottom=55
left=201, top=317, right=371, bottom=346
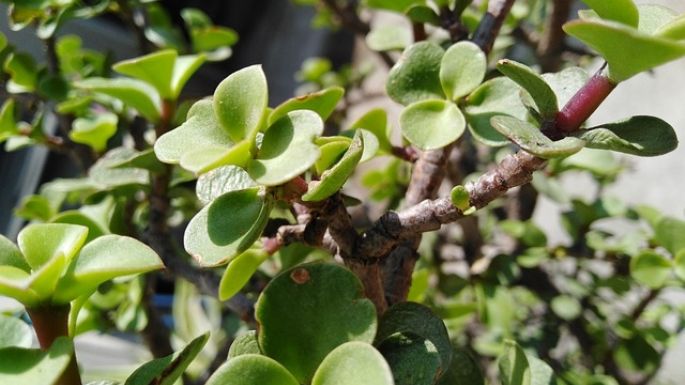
left=555, top=70, right=617, bottom=132
left=28, top=305, right=83, bottom=385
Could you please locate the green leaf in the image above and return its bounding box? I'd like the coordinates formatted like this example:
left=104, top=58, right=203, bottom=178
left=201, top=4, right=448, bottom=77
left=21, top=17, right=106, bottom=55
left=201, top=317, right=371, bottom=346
left=563, top=19, right=685, bottom=81
left=54, top=235, right=163, bottom=303
left=219, top=249, right=269, bottom=301
left=654, top=216, right=685, bottom=255
left=0, top=234, right=30, bottom=271
left=268, top=86, right=344, bottom=125
left=539, top=67, right=589, bottom=108
left=109, top=149, right=165, bottom=173
left=0, top=266, right=39, bottom=305
left=255, top=263, right=377, bottom=383
left=125, top=332, right=209, bottom=385
left=315, top=139, right=351, bottom=174
left=0, top=315, right=33, bottom=348
left=498, top=341, right=531, bottom=385
left=0, top=32, right=6, bottom=51
left=89, top=148, right=150, bottom=189
left=436, top=348, right=485, bottom=385
left=490, top=116, right=584, bottom=158
left=465, top=77, right=528, bottom=146
left=580, top=0, right=639, bottom=27
left=17, top=223, right=88, bottom=270
left=638, top=5, right=678, bottom=35
left=401, top=99, right=465, bottom=150
left=376, top=302, right=453, bottom=377
left=630, top=251, right=672, bottom=288
left=387, top=41, right=445, bottom=105
left=312, top=342, right=394, bottom=385
left=364, top=0, right=424, bottom=13
left=302, top=131, right=363, bottom=202
left=51, top=211, right=107, bottom=243
left=496, top=60, right=558, bottom=119
left=0, top=99, right=17, bottom=141
left=378, top=333, right=441, bottom=385
left=674, top=250, right=685, bottom=281
left=248, top=110, right=323, bottom=186
left=190, top=28, right=238, bottom=58
left=196, top=165, right=257, bottom=205
left=0, top=337, right=73, bottom=385
left=227, top=331, right=261, bottom=359
left=15, top=195, right=54, bottom=222
left=214, top=65, right=268, bottom=142
left=154, top=99, right=241, bottom=173
left=550, top=295, right=581, bottom=321
left=657, top=14, right=685, bottom=40
left=184, top=188, right=271, bottom=267
left=171, top=54, right=206, bottom=98
left=113, top=50, right=176, bottom=99
left=76, top=77, right=161, bottom=122
left=69, top=112, right=118, bottom=152
left=206, top=354, right=299, bottom=385
left=440, top=41, right=486, bottom=101
left=366, top=24, right=412, bottom=52
left=4, top=53, right=38, bottom=92
left=572, top=116, right=678, bottom=156
left=347, top=108, right=392, bottom=153
left=406, top=4, right=440, bottom=25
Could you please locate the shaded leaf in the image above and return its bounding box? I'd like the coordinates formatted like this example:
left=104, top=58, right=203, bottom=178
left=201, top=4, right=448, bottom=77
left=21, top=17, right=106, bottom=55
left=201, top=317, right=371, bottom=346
left=0, top=315, right=33, bottom=348
left=0, top=337, right=73, bottom=385
left=255, top=263, right=377, bottom=383
left=0, top=234, right=30, bottom=271
left=184, top=188, right=271, bottom=267
left=490, top=116, right=584, bottom=158
left=347, top=108, right=392, bottom=153
left=400, top=99, right=465, bottom=150
left=227, top=331, right=261, bottom=359
left=378, top=334, right=440, bottom=385
left=572, top=116, right=678, bottom=156
left=654, top=217, right=685, bottom=255
left=125, top=333, right=209, bottom=385
left=364, top=0, right=424, bottom=13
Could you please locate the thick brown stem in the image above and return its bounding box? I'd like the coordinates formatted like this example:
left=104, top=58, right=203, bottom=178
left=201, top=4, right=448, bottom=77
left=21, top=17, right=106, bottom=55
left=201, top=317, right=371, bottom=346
left=28, top=306, right=83, bottom=385
left=472, top=0, right=517, bottom=54
left=537, top=0, right=573, bottom=72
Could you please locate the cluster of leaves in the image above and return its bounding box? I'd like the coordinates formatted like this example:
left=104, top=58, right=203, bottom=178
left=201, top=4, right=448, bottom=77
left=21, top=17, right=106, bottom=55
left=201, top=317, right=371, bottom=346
left=1, top=0, right=685, bottom=385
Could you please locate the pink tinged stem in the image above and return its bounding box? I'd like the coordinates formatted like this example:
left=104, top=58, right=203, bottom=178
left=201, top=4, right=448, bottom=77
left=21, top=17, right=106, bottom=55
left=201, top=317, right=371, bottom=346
left=555, top=70, right=617, bottom=133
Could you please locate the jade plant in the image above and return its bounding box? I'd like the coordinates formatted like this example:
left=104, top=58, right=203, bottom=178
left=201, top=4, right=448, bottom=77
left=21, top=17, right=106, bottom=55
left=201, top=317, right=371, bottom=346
left=1, top=0, right=685, bottom=384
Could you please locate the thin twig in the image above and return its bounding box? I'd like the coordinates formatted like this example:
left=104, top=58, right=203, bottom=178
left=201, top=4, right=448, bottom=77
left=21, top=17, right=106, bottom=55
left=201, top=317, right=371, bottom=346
left=537, top=0, right=573, bottom=72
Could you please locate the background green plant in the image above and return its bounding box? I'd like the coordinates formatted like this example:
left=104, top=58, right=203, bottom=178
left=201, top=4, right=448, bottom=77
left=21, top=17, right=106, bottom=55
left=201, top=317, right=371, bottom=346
left=1, top=0, right=685, bottom=384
